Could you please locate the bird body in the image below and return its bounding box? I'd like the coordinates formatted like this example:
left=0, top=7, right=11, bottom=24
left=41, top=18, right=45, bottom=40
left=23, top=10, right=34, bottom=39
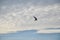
left=33, top=16, right=37, bottom=21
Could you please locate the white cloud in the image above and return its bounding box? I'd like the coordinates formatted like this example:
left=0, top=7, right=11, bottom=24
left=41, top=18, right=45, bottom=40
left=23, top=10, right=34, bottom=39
left=0, top=4, right=60, bottom=34
left=37, top=29, right=60, bottom=33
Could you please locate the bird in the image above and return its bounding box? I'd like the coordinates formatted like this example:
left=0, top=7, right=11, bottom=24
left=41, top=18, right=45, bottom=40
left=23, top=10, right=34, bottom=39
left=33, top=16, right=37, bottom=21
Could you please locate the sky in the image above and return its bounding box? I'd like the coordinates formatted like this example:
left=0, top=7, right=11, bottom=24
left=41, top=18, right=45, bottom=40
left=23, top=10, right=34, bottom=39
left=0, top=0, right=60, bottom=40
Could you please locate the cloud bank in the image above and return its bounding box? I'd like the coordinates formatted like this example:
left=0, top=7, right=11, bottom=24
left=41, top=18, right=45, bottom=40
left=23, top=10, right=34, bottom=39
left=0, top=0, right=60, bottom=34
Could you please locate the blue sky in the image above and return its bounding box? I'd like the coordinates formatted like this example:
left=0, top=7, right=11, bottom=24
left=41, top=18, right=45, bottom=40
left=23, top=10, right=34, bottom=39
left=0, top=0, right=60, bottom=40
left=0, top=30, right=60, bottom=40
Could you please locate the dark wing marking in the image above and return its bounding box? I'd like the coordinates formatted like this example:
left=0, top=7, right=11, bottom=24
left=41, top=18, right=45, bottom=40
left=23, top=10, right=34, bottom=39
left=33, top=16, right=37, bottom=21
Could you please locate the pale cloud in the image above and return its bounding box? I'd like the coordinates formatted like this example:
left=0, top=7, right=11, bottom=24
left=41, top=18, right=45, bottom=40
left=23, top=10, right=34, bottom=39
left=0, top=3, right=60, bottom=34
left=37, top=29, right=60, bottom=33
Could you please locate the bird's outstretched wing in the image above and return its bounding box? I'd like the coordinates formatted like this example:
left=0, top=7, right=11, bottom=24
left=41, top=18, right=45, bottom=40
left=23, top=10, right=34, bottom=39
left=33, top=16, right=37, bottom=21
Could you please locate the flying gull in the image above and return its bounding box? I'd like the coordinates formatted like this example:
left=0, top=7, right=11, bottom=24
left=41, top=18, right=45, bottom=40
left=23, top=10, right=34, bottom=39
left=33, top=16, right=37, bottom=21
